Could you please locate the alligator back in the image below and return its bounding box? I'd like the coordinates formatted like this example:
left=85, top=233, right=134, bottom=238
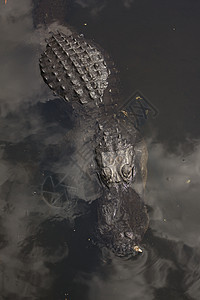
left=40, top=31, right=111, bottom=106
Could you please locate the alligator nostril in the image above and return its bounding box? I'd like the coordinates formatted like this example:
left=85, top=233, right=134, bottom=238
left=133, top=245, right=143, bottom=253
left=125, top=231, right=134, bottom=239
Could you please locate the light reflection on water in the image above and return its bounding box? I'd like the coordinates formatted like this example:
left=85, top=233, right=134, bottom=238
left=0, top=0, right=200, bottom=299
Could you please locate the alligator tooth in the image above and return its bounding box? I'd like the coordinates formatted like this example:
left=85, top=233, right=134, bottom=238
left=56, top=78, right=61, bottom=82
left=133, top=246, right=143, bottom=253
left=61, top=85, right=66, bottom=90
left=52, top=71, right=58, bottom=76
left=48, top=83, right=53, bottom=89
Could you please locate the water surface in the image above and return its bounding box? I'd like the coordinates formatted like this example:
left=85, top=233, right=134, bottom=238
left=0, top=0, right=200, bottom=299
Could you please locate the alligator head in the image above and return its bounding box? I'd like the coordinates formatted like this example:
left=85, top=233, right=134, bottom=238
left=96, top=187, right=149, bottom=256
left=95, top=120, right=149, bottom=256
left=96, top=142, right=135, bottom=186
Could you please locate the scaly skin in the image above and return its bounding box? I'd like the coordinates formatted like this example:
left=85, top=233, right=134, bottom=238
left=39, top=30, right=149, bottom=257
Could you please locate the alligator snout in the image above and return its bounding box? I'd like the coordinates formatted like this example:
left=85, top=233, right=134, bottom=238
left=96, top=186, right=149, bottom=257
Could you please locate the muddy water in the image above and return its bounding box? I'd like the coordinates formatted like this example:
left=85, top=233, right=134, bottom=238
left=0, top=0, right=200, bottom=299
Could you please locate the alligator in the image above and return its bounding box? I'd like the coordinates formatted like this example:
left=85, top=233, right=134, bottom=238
left=35, top=1, right=149, bottom=256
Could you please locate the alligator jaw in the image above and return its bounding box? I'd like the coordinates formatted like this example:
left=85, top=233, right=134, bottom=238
left=96, top=184, right=149, bottom=257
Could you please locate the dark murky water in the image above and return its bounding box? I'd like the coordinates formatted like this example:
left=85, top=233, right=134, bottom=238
left=0, top=0, right=200, bottom=299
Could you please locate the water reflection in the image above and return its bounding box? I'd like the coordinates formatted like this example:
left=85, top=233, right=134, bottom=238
left=74, top=0, right=135, bottom=11
left=147, top=141, right=200, bottom=247
left=0, top=0, right=200, bottom=299
left=0, top=0, right=42, bottom=115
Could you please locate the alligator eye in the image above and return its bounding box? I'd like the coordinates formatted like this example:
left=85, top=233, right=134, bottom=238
left=101, top=167, right=112, bottom=180
left=116, top=155, right=122, bottom=163
left=125, top=231, right=134, bottom=239
left=121, top=164, right=132, bottom=178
